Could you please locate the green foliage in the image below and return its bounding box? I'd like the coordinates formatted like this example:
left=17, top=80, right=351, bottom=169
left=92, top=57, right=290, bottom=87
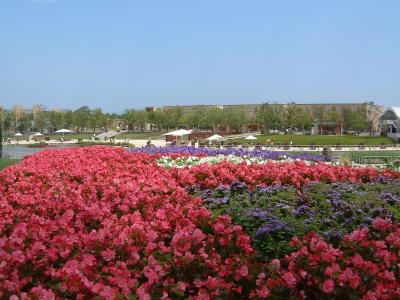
left=257, top=102, right=283, bottom=132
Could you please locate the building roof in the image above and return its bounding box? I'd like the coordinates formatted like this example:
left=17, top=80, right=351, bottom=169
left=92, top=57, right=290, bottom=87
left=381, top=107, right=400, bottom=121
left=393, top=107, right=400, bottom=117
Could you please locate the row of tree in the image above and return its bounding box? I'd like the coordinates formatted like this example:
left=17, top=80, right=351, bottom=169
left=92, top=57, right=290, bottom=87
left=1, top=102, right=371, bottom=136
left=256, top=102, right=370, bottom=132
left=0, top=106, right=119, bottom=135
left=122, top=106, right=247, bottom=132
left=123, top=103, right=370, bottom=132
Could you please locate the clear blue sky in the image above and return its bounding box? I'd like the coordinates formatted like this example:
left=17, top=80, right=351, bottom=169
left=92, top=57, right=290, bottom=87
left=0, top=0, right=399, bottom=112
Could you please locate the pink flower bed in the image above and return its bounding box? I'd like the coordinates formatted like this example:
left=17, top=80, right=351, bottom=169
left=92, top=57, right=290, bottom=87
left=0, top=148, right=254, bottom=299
left=252, top=218, right=400, bottom=299
left=0, top=147, right=399, bottom=299
left=170, top=160, right=399, bottom=189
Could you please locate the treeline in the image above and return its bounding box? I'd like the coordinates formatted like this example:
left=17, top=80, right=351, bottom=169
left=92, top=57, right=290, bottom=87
left=122, top=102, right=370, bottom=132
left=256, top=102, right=370, bottom=132
left=0, top=106, right=118, bottom=135
left=122, top=106, right=246, bottom=132
left=1, top=102, right=371, bottom=135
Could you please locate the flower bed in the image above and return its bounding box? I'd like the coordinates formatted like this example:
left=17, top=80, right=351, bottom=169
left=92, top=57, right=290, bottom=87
left=0, top=146, right=399, bottom=299
left=170, top=160, right=399, bottom=189
left=195, top=180, right=400, bottom=260
left=157, top=154, right=317, bottom=169
left=130, top=146, right=325, bottom=162
left=252, top=218, right=400, bottom=299
left=0, top=147, right=255, bottom=299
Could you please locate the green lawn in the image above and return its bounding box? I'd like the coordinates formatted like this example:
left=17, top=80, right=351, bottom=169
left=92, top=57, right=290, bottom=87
left=0, top=159, right=20, bottom=171
left=230, top=134, right=395, bottom=146
left=115, top=132, right=164, bottom=139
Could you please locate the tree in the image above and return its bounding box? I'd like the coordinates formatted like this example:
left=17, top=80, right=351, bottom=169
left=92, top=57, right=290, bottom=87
left=206, top=107, right=224, bottom=132
left=48, top=110, right=64, bottom=132
left=164, top=106, right=184, bottom=130
left=223, top=108, right=246, bottom=133
left=63, top=110, right=74, bottom=129
left=32, top=105, right=45, bottom=132
left=257, top=102, right=274, bottom=133
left=17, top=114, right=32, bottom=134
left=122, top=109, right=137, bottom=131
left=135, top=110, right=148, bottom=132
left=293, top=108, right=313, bottom=131
left=188, top=106, right=208, bottom=130
left=89, top=108, right=105, bottom=134
left=283, top=102, right=296, bottom=129
left=2, top=110, right=13, bottom=136
left=74, top=106, right=91, bottom=133
left=312, top=106, right=326, bottom=123
left=326, top=107, right=342, bottom=123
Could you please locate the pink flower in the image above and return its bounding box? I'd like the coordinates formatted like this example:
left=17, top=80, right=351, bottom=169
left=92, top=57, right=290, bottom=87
left=239, top=265, right=249, bottom=277
left=322, top=279, right=335, bottom=293
left=101, top=249, right=116, bottom=262
left=282, top=272, right=297, bottom=288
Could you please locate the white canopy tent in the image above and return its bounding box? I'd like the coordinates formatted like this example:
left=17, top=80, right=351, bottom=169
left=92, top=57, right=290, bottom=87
left=55, top=129, right=72, bottom=134
left=163, top=129, right=192, bottom=136
left=244, top=135, right=258, bottom=140
left=206, top=134, right=222, bottom=141
left=55, top=129, right=72, bottom=139
left=14, top=133, right=23, bottom=137
left=33, top=132, right=43, bottom=136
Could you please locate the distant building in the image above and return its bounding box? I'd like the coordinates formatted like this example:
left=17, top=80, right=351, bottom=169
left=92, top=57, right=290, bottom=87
left=380, top=107, right=400, bottom=142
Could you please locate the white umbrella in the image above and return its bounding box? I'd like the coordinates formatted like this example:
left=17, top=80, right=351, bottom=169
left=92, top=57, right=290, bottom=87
left=33, top=132, right=43, bottom=136
left=206, top=134, right=222, bottom=141
left=163, top=129, right=192, bottom=136
left=15, top=133, right=23, bottom=137
left=55, top=129, right=72, bottom=134
left=244, top=135, right=258, bottom=140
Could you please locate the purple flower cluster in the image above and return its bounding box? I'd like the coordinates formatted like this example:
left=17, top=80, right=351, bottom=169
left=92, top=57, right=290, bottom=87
left=245, top=209, right=286, bottom=235
left=129, top=146, right=325, bottom=161
left=380, top=192, right=400, bottom=205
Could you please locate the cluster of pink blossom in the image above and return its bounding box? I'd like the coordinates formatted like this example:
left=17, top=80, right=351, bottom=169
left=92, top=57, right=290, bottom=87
left=0, top=147, right=255, bottom=299
left=169, top=159, right=399, bottom=189
left=0, top=146, right=399, bottom=299
left=251, top=218, right=400, bottom=299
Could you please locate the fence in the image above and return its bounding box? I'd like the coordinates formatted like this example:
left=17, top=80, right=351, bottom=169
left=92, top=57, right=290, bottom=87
left=349, top=155, right=400, bottom=165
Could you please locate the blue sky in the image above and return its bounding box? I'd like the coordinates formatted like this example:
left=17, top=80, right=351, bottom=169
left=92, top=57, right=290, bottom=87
left=0, top=0, right=399, bottom=112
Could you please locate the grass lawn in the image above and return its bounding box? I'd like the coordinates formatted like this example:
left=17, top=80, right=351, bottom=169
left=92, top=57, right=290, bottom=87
left=230, top=134, right=395, bottom=146
left=115, top=132, right=164, bottom=139
left=0, top=159, right=20, bottom=171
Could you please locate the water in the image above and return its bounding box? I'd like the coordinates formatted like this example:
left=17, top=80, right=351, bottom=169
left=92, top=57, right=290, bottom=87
left=1, top=145, right=76, bottom=159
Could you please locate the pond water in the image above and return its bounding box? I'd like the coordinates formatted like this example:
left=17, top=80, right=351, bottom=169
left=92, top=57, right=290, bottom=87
left=1, top=145, right=77, bottom=159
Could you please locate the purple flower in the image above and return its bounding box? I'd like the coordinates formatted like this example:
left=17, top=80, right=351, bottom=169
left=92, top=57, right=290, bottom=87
left=380, top=192, right=400, bottom=205
left=128, top=146, right=324, bottom=161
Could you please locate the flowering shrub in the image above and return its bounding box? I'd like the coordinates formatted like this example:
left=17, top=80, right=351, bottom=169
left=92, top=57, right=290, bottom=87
left=196, top=180, right=400, bottom=259
left=251, top=218, right=400, bottom=299
left=0, top=147, right=255, bottom=299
